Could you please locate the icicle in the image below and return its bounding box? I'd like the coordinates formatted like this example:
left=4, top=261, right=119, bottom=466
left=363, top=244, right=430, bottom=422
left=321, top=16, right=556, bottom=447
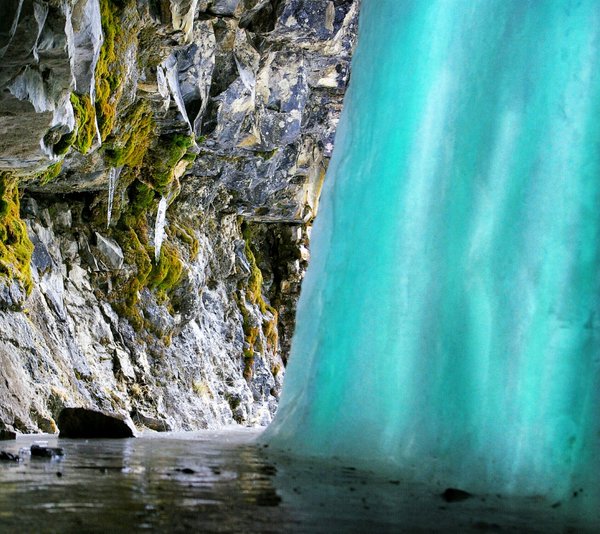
left=154, top=196, right=168, bottom=262
left=106, top=166, right=121, bottom=228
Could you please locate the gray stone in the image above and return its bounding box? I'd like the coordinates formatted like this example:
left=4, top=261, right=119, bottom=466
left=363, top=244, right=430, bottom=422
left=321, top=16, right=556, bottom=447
left=0, top=279, right=27, bottom=311
left=30, top=234, right=54, bottom=275
left=208, top=0, right=243, bottom=16
left=131, top=410, right=172, bottom=432
left=94, top=233, right=124, bottom=270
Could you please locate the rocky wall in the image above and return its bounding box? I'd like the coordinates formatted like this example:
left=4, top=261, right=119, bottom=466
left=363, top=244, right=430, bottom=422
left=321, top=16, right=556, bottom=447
left=0, top=0, right=358, bottom=434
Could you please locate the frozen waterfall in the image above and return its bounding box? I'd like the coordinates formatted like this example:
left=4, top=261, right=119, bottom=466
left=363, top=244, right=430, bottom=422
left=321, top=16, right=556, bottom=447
left=264, top=0, right=600, bottom=521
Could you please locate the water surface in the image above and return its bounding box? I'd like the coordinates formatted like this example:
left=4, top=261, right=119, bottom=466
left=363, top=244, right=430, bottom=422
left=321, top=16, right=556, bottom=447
left=0, top=429, right=594, bottom=532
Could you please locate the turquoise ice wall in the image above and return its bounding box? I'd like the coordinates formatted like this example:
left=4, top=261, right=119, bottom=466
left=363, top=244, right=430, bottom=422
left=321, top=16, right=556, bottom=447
left=264, top=0, right=600, bottom=517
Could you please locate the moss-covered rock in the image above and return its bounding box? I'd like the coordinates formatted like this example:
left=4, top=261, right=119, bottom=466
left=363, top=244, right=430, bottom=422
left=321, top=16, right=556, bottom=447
left=237, top=223, right=279, bottom=380
left=36, top=162, right=63, bottom=185
left=70, top=93, right=97, bottom=154
left=0, top=174, right=34, bottom=304
left=108, top=181, right=184, bottom=332
left=146, top=134, right=195, bottom=194
left=95, top=0, right=139, bottom=141
left=104, top=100, right=155, bottom=169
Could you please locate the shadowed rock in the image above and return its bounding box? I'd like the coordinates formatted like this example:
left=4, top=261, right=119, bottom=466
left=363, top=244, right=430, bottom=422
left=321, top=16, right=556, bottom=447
left=0, top=429, right=16, bottom=441
left=31, top=444, right=64, bottom=458
left=57, top=408, right=135, bottom=439
left=441, top=488, right=473, bottom=503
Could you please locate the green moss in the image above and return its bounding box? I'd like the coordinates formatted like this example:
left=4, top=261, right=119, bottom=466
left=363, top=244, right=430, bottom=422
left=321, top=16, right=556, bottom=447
left=181, top=153, right=197, bottom=164
left=95, top=0, right=137, bottom=140
left=242, top=325, right=260, bottom=381
left=36, top=162, right=63, bottom=185
left=104, top=100, right=154, bottom=168
left=242, top=226, right=267, bottom=313
left=109, top=181, right=184, bottom=330
left=128, top=180, right=156, bottom=217
left=147, top=133, right=195, bottom=194
left=148, top=242, right=183, bottom=297
left=52, top=131, right=76, bottom=156
left=173, top=222, right=199, bottom=260
left=0, top=174, right=34, bottom=296
left=236, top=225, right=279, bottom=380
left=112, top=226, right=152, bottom=330
left=264, top=307, right=279, bottom=352
left=70, top=93, right=97, bottom=154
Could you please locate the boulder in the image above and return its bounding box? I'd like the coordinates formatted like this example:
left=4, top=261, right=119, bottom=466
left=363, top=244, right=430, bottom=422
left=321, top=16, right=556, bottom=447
left=57, top=408, right=136, bottom=439
left=0, top=429, right=16, bottom=441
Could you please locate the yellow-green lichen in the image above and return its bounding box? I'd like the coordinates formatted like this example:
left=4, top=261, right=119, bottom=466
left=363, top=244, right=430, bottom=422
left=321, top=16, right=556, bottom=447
left=104, top=100, right=154, bottom=169
left=147, top=242, right=184, bottom=299
left=36, top=162, right=63, bottom=185
left=0, top=174, right=34, bottom=296
left=172, top=222, right=199, bottom=260
left=70, top=93, right=97, bottom=154
left=237, top=225, right=279, bottom=380
left=109, top=181, right=184, bottom=330
left=95, top=0, right=138, bottom=141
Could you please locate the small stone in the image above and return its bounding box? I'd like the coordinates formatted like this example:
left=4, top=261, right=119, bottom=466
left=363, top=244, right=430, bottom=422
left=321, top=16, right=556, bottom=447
left=53, top=208, right=72, bottom=229
left=299, top=245, right=310, bottom=262
left=175, top=467, right=196, bottom=474
left=21, top=197, right=40, bottom=218
left=30, top=444, right=64, bottom=458
left=441, top=488, right=473, bottom=502
left=0, top=451, right=20, bottom=462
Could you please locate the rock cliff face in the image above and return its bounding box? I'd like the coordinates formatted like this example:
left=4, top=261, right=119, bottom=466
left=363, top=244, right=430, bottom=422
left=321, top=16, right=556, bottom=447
left=0, top=0, right=358, bottom=434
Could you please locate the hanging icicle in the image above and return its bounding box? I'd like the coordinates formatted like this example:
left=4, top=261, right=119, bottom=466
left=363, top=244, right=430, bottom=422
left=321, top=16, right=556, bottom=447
left=106, top=167, right=122, bottom=228
left=154, top=196, right=168, bottom=262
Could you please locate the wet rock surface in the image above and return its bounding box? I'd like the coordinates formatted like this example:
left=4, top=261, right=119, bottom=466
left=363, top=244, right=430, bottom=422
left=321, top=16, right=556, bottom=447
left=30, top=444, right=65, bottom=458
left=0, top=1, right=360, bottom=434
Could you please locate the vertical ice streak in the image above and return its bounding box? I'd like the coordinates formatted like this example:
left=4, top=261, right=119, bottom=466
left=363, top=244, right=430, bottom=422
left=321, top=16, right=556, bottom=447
left=264, top=0, right=600, bottom=522
left=106, top=166, right=121, bottom=228
left=154, top=196, right=168, bottom=262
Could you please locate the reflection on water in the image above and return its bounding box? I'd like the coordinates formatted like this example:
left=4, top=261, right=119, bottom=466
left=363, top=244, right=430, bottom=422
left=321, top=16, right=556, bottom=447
left=0, top=429, right=594, bottom=533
